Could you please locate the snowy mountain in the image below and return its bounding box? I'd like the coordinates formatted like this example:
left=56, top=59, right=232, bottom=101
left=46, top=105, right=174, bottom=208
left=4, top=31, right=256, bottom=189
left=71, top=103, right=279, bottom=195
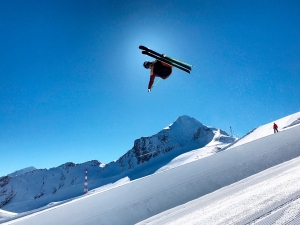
left=7, top=167, right=36, bottom=178
left=0, top=115, right=235, bottom=214
left=1, top=111, right=300, bottom=225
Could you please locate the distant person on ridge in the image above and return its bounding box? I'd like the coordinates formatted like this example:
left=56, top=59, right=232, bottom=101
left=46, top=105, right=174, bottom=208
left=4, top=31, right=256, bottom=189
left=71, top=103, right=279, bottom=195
left=143, top=59, right=172, bottom=92
left=273, top=123, right=279, bottom=133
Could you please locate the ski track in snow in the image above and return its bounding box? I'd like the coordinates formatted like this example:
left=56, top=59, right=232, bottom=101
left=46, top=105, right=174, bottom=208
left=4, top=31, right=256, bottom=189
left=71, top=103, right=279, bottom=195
left=272, top=199, right=300, bottom=225
left=159, top=158, right=300, bottom=225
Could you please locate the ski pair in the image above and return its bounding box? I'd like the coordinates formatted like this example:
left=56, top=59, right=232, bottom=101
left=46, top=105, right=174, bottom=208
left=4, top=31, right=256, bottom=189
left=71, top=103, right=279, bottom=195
left=139, top=45, right=193, bottom=74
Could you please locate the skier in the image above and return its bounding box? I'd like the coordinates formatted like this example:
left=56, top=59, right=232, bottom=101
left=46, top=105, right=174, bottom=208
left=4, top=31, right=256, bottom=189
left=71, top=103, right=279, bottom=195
left=143, top=59, right=172, bottom=92
left=273, top=123, right=279, bottom=133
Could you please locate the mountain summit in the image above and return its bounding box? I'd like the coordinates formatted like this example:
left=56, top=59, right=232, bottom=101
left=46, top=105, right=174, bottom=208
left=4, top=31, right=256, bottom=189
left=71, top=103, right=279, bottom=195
left=0, top=115, right=235, bottom=213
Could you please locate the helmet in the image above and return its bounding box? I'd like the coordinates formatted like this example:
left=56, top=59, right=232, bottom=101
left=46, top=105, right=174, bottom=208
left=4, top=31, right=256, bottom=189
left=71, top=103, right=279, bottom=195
left=143, top=61, right=151, bottom=69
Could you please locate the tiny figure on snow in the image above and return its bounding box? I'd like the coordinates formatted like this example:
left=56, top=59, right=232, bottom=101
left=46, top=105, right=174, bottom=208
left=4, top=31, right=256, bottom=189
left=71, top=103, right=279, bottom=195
left=273, top=123, right=279, bottom=133
left=143, top=59, right=172, bottom=92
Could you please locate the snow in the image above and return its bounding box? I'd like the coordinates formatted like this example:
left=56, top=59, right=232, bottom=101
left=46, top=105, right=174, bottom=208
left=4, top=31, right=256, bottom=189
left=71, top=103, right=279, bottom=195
left=1, top=112, right=300, bottom=225
left=227, top=111, right=300, bottom=149
left=0, top=210, right=17, bottom=222
left=140, top=156, right=300, bottom=225
left=2, top=115, right=237, bottom=214
left=7, top=167, right=36, bottom=178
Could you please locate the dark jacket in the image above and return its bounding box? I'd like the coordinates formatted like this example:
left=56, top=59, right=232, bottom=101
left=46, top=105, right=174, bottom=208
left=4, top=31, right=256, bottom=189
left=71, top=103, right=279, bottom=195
left=148, top=60, right=172, bottom=89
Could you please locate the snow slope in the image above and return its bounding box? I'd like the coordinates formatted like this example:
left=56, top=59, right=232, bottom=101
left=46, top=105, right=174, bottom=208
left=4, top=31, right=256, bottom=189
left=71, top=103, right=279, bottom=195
left=228, top=111, right=300, bottom=149
left=139, top=154, right=300, bottom=225
left=2, top=119, right=300, bottom=225
left=0, top=211, right=17, bottom=222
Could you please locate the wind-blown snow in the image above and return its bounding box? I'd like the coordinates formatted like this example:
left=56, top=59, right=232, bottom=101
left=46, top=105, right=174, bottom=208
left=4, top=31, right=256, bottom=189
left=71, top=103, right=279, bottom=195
left=1, top=112, right=300, bottom=225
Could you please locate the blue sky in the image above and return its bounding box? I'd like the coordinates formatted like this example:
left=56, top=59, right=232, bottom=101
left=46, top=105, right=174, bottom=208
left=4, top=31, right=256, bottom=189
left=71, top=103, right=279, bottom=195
left=1, top=0, right=299, bottom=176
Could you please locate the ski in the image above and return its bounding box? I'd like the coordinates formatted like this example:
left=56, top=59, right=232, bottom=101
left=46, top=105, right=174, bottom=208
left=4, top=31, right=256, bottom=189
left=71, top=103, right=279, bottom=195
left=139, top=45, right=192, bottom=70
left=142, top=51, right=190, bottom=74
left=139, top=45, right=193, bottom=71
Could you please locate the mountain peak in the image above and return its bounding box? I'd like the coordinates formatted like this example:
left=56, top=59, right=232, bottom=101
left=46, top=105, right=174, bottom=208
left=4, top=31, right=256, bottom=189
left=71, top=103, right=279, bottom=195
left=0, top=115, right=234, bottom=213
left=165, top=115, right=204, bottom=131
left=8, top=166, right=36, bottom=177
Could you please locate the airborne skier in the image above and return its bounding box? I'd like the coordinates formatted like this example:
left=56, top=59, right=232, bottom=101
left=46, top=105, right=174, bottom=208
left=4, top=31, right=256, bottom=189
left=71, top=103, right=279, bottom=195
left=143, top=59, right=172, bottom=92
left=139, top=45, right=193, bottom=92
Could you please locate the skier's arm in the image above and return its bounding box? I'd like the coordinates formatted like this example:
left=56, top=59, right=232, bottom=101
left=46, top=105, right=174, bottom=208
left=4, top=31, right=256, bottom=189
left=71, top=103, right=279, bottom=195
left=148, top=75, right=155, bottom=91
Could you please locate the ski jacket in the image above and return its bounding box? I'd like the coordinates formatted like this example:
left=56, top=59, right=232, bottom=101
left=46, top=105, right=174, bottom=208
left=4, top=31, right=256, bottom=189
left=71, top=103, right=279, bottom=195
left=148, top=60, right=172, bottom=90
left=273, top=123, right=278, bottom=129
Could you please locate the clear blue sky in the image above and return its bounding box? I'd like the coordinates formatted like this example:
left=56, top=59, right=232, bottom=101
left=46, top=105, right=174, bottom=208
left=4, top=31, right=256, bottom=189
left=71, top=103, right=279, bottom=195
left=1, top=0, right=299, bottom=176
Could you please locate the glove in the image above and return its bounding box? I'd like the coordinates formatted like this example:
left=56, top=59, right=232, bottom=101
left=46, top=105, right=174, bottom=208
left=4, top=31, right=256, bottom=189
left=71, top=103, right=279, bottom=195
left=148, top=89, right=151, bottom=92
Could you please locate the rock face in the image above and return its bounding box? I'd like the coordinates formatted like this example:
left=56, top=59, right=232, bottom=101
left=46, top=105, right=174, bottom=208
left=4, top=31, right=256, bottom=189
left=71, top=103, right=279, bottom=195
left=0, top=115, right=235, bottom=213
left=118, top=115, right=231, bottom=170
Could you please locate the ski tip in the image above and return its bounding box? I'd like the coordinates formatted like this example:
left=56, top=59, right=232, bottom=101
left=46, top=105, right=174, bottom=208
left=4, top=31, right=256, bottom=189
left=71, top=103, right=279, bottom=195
left=139, top=45, right=149, bottom=50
